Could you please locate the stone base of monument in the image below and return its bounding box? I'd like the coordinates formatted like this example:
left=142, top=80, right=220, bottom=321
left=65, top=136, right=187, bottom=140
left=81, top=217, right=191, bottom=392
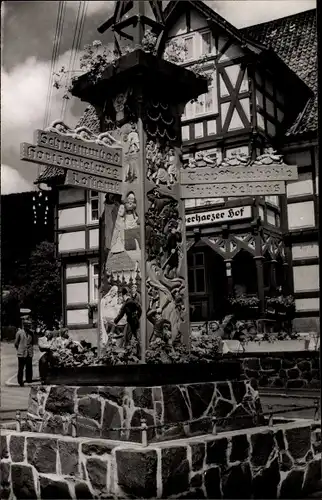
left=26, top=379, right=263, bottom=442
left=1, top=420, right=321, bottom=499
left=43, top=360, right=240, bottom=386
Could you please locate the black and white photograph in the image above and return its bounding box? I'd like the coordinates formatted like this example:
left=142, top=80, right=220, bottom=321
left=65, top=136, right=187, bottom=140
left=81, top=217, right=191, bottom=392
left=1, top=1, right=320, bottom=499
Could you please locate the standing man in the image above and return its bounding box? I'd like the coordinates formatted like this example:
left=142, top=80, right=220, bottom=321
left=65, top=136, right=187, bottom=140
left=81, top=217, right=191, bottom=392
left=114, top=287, right=142, bottom=357
left=14, top=309, right=34, bottom=386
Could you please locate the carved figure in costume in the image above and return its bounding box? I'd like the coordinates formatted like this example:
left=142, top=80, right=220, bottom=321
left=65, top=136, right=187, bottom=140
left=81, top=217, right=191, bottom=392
left=148, top=303, right=172, bottom=345
left=113, top=92, right=128, bottom=121
left=114, top=287, right=142, bottom=357
left=45, top=120, right=71, bottom=135
left=110, top=204, right=125, bottom=254
left=162, top=219, right=182, bottom=279
left=253, top=147, right=283, bottom=165
left=147, top=278, right=160, bottom=310
left=146, top=140, right=157, bottom=180
left=166, top=148, right=178, bottom=184
left=187, top=157, right=197, bottom=169
left=146, top=261, right=184, bottom=341
left=74, top=127, right=95, bottom=142
left=131, top=284, right=141, bottom=304
left=128, top=123, right=140, bottom=153
left=236, top=152, right=251, bottom=166
left=100, top=285, right=119, bottom=345
left=124, top=192, right=139, bottom=230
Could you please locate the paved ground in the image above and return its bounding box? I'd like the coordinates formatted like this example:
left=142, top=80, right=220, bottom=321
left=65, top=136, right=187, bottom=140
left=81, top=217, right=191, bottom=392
left=1, top=342, right=41, bottom=420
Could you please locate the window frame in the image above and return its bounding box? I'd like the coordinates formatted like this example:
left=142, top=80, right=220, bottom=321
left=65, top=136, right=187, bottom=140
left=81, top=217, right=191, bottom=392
left=89, top=261, right=100, bottom=303
left=87, top=190, right=99, bottom=225
left=188, top=252, right=207, bottom=294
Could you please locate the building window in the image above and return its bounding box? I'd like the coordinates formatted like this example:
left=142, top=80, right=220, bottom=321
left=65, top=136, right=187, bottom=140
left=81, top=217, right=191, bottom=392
left=201, top=30, right=213, bottom=55
left=88, top=190, right=99, bottom=224
left=89, top=262, right=100, bottom=302
left=196, top=74, right=216, bottom=116
left=184, top=35, right=194, bottom=61
left=188, top=252, right=206, bottom=293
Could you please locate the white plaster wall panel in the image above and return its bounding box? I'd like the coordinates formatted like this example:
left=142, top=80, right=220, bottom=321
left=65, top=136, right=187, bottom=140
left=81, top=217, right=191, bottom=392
left=66, top=263, right=88, bottom=279
left=277, top=108, right=284, bottom=123
left=219, top=43, right=244, bottom=62
left=66, top=282, right=88, bottom=305
left=267, top=121, right=276, bottom=137
left=284, top=150, right=311, bottom=167
left=295, top=298, right=319, bottom=311
left=266, top=98, right=275, bottom=117
left=225, top=65, right=240, bottom=87
left=239, top=70, right=248, bottom=93
left=293, top=265, right=319, bottom=292
left=194, top=122, right=204, bottom=138
left=239, top=98, right=250, bottom=120
left=58, top=231, right=86, bottom=252
left=221, top=102, right=230, bottom=125
left=220, top=76, right=230, bottom=97
left=67, top=309, right=89, bottom=325
left=265, top=196, right=279, bottom=207
left=292, top=243, right=319, bottom=260
left=58, top=206, right=85, bottom=228
left=257, top=112, right=265, bottom=130
left=256, top=91, right=264, bottom=108
left=185, top=199, right=196, bottom=208
left=226, top=146, right=249, bottom=158
left=190, top=9, right=208, bottom=30
left=59, top=188, right=85, bottom=205
left=182, top=125, right=190, bottom=141
left=267, top=209, right=276, bottom=226
left=287, top=202, right=315, bottom=229
left=89, top=228, right=99, bottom=249
left=228, top=109, right=244, bottom=131
left=207, top=120, right=216, bottom=135
left=287, top=179, right=313, bottom=198
left=168, top=16, right=187, bottom=37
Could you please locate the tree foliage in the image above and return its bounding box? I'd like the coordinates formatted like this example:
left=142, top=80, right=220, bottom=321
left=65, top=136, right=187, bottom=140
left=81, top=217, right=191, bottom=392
left=3, top=242, right=62, bottom=331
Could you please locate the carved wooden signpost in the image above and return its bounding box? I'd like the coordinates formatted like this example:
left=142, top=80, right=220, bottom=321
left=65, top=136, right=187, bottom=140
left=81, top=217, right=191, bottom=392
left=179, top=151, right=298, bottom=198
left=20, top=125, right=123, bottom=195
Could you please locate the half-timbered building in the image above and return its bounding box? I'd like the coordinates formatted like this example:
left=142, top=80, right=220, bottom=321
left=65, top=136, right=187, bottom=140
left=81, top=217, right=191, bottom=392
left=37, top=1, right=318, bottom=336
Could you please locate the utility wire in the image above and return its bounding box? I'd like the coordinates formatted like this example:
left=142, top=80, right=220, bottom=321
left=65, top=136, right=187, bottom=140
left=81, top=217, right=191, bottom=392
left=61, top=1, right=89, bottom=120
left=39, top=1, right=66, bottom=181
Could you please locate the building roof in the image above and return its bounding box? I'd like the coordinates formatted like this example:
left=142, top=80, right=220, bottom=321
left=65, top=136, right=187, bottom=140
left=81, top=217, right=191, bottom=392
left=241, top=9, right=317, bottom=137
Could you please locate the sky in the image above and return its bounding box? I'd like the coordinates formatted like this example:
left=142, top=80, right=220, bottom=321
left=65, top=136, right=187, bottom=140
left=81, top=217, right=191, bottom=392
left=1, top=0, right=316, bottom=195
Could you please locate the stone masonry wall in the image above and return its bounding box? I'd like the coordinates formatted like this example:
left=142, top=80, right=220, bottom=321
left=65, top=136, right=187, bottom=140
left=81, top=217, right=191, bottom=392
left=26, top=381, right=262, bottom=442
left=1, top=420, right=321, bottom=499
left=236, top=352, right=320, bottom=390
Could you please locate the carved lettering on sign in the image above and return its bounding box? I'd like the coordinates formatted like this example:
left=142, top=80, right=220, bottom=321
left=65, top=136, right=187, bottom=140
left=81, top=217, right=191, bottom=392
left=180, top=165, right=298, bottom=184
left=185, top=205, right=252, bottom=227
left=65, top=170, right=122, bottom=194
left=35, top=130, right=122, bottom=166
left=20, top=143, right=123, bottom=180
left=181, top=181, right=286, bottom=198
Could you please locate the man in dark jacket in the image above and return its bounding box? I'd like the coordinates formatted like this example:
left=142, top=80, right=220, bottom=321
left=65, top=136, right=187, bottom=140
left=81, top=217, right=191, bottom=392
left=14, top=309, right=34, bottom=386
left=114, top=288, right=142, bottom=356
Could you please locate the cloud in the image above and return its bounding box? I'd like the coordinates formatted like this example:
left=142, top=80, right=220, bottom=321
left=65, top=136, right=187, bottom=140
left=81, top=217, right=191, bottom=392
left=206, top=0, right=316, bottom=28
left=1, top=49, right=88, bottom=192
left=67, top=1, right=115, bottom=16
left=1, top=164, right=34, bottom=195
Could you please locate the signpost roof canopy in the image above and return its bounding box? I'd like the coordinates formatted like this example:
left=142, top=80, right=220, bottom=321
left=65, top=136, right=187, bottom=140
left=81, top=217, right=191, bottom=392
left=71, top=0, right=207, bottom=107
left=71, top=48, right=208, bottom=108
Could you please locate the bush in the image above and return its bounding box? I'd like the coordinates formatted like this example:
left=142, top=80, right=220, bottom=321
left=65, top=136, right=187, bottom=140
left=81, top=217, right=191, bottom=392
left=1, top=325, right=17, bottom=342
